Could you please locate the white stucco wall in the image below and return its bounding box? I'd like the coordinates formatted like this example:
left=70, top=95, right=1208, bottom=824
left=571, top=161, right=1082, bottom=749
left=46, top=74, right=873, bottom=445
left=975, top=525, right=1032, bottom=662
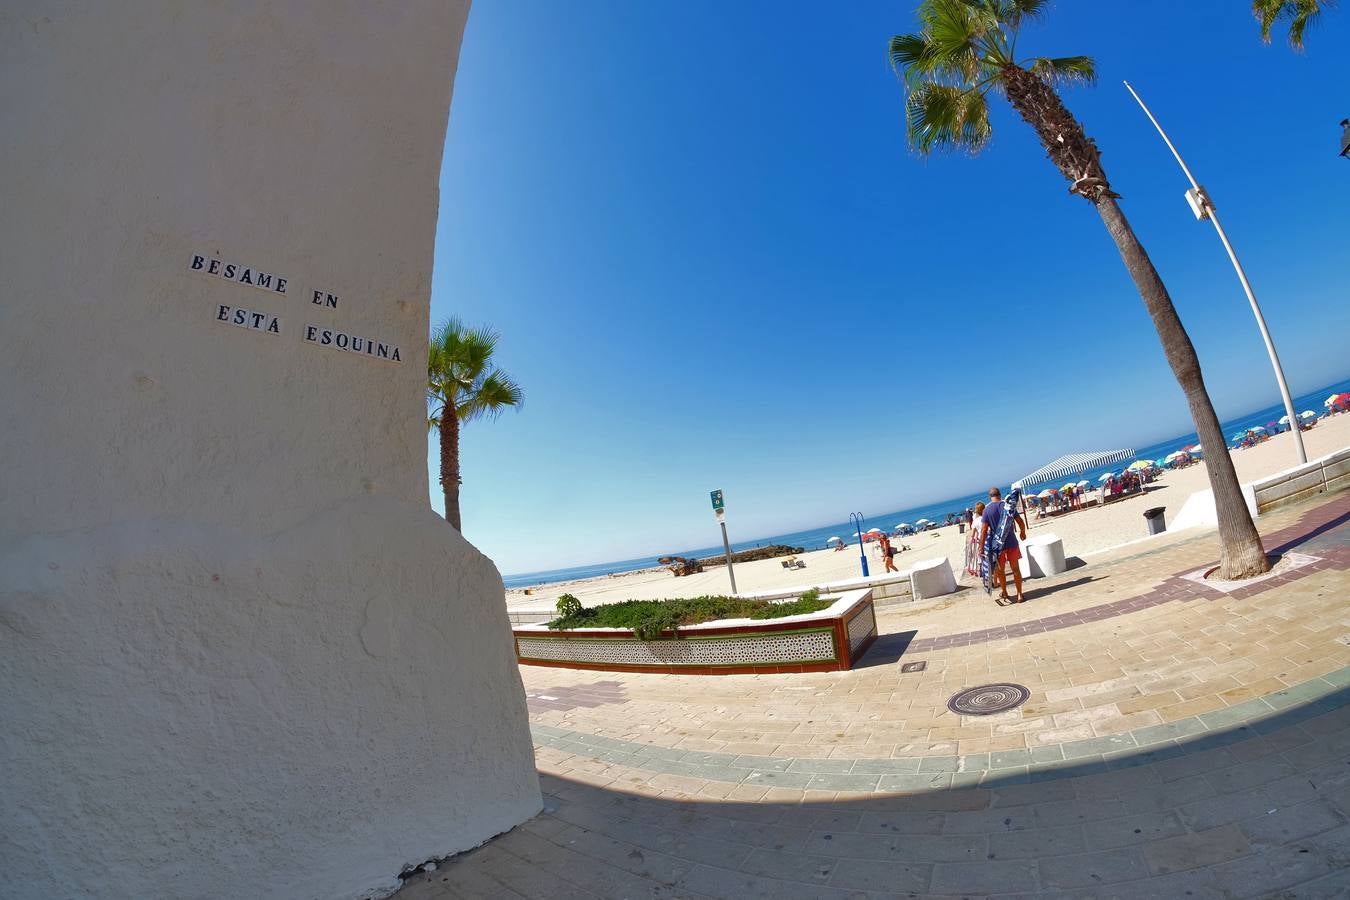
left=0, top=3, right=541, bottom=898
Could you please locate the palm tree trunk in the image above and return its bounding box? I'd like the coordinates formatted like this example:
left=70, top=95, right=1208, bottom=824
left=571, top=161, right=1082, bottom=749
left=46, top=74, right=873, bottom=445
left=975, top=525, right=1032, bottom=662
left=438, top=403, right=462, bottom=532
left=1094, top=198, right=1268, bottom=578
left=999, top=64, right=1269, bottom=579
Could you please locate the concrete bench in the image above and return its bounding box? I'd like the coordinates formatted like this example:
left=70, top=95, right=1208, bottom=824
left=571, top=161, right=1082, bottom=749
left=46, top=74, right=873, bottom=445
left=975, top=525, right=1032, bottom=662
left=1018, top=533, right=1066, bottom=579
left=910, top=556, right=957, bottom=600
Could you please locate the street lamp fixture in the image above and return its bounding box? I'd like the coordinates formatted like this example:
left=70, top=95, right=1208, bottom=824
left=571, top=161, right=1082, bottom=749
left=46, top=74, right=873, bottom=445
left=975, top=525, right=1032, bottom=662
left=1340, top=119, right=1349, bottom=158
left=849, top=512, right=869, bottom=578
left=1124, top=81, right=1307, bottom=466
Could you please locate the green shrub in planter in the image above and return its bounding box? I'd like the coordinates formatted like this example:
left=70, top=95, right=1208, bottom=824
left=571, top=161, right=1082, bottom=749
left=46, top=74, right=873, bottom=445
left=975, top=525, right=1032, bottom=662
left=555, top=593, right=583, bottom=618
left=547, top=590, right=831, bottom=638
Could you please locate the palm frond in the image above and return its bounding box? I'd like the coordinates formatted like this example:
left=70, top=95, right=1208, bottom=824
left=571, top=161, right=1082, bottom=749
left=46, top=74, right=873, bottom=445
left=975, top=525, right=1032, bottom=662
left=428, top=317, right=522, bottom=426
left=1028, top=55, right=1096, bottom=86
left=458, top=370, right=524, bottom=422
left=1253, top=0, right=1330, bottom=49
left=1002, top=0, right=1050, bottom=27
left=906, top=83, right=993, bottom=155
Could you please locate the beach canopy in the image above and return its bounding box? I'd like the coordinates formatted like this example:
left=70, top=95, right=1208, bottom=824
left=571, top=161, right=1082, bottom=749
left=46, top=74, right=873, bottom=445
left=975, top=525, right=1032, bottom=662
left=1014, top=449, right=1135, bottom=488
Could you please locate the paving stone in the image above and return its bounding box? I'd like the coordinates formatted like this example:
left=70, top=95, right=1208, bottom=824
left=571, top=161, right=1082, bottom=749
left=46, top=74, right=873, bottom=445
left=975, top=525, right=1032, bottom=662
left=1208, top=842, right=1335, bottom=898
left=827, top=857, right=933, bottom=893
left=988, top=823, right=1086, bottom=859
left=930, top=859, right=1039, bottom=894
left=1142, top=824, right=1251, bottom=874
left=1082, top=811, right=1188, bottom=850
left=804, top=773, right=881, bottom=793
left=888, top=833, right=989, bottom=863
left=877, top=772, right=954, bottom=792
left=1038, top=847, right=1151, bottom=888
left=855, top=810, right=947, bottom=835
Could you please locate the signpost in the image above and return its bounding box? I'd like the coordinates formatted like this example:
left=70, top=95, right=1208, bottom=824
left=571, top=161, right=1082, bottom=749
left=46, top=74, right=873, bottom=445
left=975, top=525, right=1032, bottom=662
left=710, top=489, right=737, bottom=594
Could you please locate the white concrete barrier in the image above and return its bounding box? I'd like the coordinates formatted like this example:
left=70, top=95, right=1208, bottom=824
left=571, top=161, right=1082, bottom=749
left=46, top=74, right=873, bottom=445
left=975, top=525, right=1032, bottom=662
left=1019, top=534, right=1067, bottom=578
left=910, top=557, right=957, bottom=600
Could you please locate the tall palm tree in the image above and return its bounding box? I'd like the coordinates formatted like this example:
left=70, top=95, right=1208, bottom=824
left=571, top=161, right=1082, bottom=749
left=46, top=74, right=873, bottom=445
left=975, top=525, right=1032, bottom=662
left=1252, top=0, right=1330, bottom=49
left=427, top=317, right=523, bottom=531
left=889, top=0, right=1269, bottom=579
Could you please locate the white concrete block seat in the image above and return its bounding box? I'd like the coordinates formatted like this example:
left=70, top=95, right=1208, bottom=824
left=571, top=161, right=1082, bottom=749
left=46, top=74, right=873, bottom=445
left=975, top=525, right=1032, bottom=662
left=909, top=556, right=957, bottom=600
left=1018, top=533, right=1067, bottom=578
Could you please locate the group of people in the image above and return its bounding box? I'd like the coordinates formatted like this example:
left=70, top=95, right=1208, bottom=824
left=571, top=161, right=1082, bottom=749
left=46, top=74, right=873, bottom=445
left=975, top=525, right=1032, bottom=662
left=964, top=487, right=1029, bottom=604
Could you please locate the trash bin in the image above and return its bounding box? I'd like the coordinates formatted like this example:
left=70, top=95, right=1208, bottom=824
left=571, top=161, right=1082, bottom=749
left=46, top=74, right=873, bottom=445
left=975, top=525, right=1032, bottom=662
left=1143, top=506, right=1166, bottom=536
left=958, top=523, right=966, bottom=535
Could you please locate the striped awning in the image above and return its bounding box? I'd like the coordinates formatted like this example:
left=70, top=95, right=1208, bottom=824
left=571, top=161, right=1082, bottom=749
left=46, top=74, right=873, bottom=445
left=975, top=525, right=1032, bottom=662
left=1014, top=449, right=1135, bottom=488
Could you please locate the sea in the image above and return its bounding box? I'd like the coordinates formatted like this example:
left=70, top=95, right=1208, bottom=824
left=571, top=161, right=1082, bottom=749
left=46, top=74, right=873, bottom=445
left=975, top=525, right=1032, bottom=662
left=502, top=377, right=1350, bottom=589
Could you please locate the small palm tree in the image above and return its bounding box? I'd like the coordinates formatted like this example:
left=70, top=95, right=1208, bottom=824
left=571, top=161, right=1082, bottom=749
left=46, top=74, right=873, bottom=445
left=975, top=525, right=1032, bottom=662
left=890, top=0, right=1269, bottom=578
left=427, top=317, right=523, bottom=531
left=1253, top=0, right=1330, bottom=49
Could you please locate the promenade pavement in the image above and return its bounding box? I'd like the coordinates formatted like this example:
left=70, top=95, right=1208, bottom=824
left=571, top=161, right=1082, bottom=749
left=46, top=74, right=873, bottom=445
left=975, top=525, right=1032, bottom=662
left=399, top=490, right=1350, bottom=899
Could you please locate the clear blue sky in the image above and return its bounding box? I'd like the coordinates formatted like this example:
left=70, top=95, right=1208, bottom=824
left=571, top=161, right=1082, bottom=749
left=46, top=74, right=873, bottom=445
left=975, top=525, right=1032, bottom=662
left=428, top=0, right=1349, bottom=576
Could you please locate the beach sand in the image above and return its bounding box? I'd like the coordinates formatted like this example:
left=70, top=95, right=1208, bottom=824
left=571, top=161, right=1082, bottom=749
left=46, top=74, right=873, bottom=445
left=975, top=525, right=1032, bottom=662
left=505, top=412, right=1350, bottom=613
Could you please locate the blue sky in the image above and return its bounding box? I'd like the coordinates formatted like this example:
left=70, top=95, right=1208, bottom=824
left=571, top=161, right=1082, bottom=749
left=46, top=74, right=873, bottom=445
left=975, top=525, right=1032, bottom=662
left=428, top=0, right=1349, bottom=576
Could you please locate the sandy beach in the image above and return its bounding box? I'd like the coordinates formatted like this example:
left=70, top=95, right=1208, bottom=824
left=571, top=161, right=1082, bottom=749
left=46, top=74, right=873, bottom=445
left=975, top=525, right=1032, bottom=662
left=505, top=412, right=1350, bottom=614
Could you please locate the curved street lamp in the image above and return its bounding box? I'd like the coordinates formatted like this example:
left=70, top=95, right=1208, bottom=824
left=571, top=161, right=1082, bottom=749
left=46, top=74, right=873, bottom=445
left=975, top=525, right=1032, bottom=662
left=1124, top=81, right=1307, bottom=465
left=849, top=512, right=869, bottom=578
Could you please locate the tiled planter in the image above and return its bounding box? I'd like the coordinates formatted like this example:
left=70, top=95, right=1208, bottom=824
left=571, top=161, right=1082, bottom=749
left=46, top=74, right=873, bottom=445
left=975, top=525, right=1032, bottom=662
left=514, top=589, right=877, bottom=675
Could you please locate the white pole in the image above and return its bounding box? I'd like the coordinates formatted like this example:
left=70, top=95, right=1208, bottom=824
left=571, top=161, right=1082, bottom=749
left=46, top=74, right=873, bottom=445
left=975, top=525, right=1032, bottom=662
left=1123, top=81, right=1307, bottom=465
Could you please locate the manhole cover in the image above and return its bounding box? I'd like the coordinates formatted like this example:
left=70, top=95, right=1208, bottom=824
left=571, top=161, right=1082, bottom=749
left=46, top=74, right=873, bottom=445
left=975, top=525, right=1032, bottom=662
left=947, top=683, right=1030, bottom=716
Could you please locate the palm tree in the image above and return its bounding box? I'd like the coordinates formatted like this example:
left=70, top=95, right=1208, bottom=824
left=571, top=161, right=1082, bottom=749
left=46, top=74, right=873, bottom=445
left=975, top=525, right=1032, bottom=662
left=427, top=317, right=523, bottom=531
left=1252, top=0, right=1330, bottom=49
left=889, top=0, right=1269, bottom=578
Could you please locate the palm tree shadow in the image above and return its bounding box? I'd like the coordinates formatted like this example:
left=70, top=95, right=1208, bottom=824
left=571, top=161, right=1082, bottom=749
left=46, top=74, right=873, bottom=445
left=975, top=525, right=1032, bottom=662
left=1022, top=574, right=1102, bottom=602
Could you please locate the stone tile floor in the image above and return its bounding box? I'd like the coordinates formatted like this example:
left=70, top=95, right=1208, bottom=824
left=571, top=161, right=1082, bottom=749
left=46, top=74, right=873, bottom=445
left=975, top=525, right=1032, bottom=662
left=398, top=491, right=1350, bottom=899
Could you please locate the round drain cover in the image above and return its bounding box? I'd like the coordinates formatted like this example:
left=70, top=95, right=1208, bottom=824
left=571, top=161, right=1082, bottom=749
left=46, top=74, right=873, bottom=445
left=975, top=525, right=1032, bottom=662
left=947, top=683, right=1030, bottom=716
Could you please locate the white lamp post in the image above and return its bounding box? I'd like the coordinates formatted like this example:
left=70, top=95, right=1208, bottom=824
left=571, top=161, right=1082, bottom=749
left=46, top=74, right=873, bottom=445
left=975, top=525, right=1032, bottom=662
left=1124, top=81, right=1307, bottom=465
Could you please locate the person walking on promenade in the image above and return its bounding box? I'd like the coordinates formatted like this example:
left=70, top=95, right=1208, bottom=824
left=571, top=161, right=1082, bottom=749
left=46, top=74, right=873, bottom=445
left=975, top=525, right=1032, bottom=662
left=964, top=501, right=985, bottom=576
left=879, top=532, right=899, bottom=573
left=980, top=486, right=1028, bottom=604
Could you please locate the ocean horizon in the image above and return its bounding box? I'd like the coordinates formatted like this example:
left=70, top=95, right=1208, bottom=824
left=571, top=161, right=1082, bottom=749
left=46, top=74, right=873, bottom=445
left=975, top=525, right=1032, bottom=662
left=501, top=376, right=1350, bottom=589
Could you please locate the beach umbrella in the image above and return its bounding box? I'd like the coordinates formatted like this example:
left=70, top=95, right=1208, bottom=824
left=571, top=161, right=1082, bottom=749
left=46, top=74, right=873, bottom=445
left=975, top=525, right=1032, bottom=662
left=826, top=535, right=843, bottom=545
left=1300, top=410, right=1316, bottom=420
left=1076, top=479, right=1089, bottom=487
left=895, top=523, right=909, bottom=530
left=1165, top=451, right=1188, bottom=462
left=1037, top=489, right=1054, bottom=498
left=1326, top=394, right=1342, bottom=407
left=915, top=518, right=931, bottom=526
left=1278, top=415, right=1290, bottom=425
left=1062, top=482, right=1077, bottom=492
left=866, top=527, right=882, bottom=535
left=1127, top=460, right=1152, bottom=471
left=1192, top=444, right=1203, bottom=453
left=1231, top=431, right=1249, bottom=442
left=1250, top=425, right=1266, bottom=433
left=1098, top=473, right=1114, bottom=482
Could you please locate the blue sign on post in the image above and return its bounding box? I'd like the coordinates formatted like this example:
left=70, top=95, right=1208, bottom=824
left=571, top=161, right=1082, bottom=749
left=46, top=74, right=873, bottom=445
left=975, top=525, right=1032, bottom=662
left=710, top=489, right=724, bottom=512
